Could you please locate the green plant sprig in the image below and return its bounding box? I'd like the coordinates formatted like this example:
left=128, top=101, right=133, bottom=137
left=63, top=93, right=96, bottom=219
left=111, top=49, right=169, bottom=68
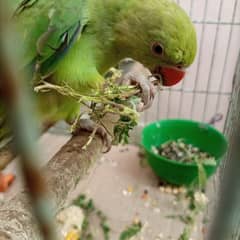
left=119, top=222, right=142, bottom=240
left=34, top=69, right=140, bottom=145
left=74, top=194, right=111, bottom=240
left=177, top=162, right=208, bottom=240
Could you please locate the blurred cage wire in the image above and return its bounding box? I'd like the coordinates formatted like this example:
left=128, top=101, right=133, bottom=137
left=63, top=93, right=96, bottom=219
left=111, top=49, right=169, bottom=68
left=0, top=1, right=239, bottom=240
left=143, top=0, right=240, bottom=131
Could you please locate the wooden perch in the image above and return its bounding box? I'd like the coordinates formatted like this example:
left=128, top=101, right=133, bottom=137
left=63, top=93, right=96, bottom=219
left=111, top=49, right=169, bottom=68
left=0, top=131, right=104, bottom=240
left=0, top=123, right=56, bottom=171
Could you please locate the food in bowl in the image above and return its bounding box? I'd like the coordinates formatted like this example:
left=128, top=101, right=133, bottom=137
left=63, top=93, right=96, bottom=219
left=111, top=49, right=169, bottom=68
left=152, top=139, right=216, bottom=165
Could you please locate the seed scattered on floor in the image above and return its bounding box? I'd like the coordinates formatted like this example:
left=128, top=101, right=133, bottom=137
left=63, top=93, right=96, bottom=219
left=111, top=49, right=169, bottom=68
left=156, top=233, right=164, bottom=239
left=133, top=216, right=141, bottom=225
left=172, top=200, right=178, bottom=206
left=122, top=189, right=128, bottom=196
left=159, top=187, right=165, bottom=193
left=151, top=199, right=158, bottom=207
left=144, top=202, right=150, bottom=208
left=127, top=186, right=134, bottom=194
left=122, top=187, right=133, bottom=197
left=153, top=208, right=161, bottom=214
left=172, top=188, right=179, bottom=195
left=165, top=187, right=172, bottom=194
left=119, top=147, right=129, bottom=153
left=141, top=189, right=149, bottom=200
left=110, top=160, right=118, bottom=167
left=99, top=157, right=106, bottom=163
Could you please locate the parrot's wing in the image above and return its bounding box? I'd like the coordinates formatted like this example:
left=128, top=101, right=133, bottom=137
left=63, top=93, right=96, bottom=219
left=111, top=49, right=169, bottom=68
left=0, top=0, right=89, bottom=147
left=13, top=0, right=89, bottom=77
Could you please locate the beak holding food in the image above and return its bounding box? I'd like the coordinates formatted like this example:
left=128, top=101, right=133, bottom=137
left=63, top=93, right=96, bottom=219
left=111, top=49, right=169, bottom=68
left=152, top=65, right=185, bottom=87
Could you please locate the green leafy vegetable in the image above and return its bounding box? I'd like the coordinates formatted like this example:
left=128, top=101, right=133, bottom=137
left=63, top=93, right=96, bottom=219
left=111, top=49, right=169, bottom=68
left=74, top=194, right=111, bottom=240
left=35, top=68, right=140, bottom=147
left=119, top=222, right=142, bottom=240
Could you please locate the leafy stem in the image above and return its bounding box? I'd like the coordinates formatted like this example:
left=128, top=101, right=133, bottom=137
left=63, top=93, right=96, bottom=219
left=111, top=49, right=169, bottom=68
left=34, top=69, right=140, bottom=145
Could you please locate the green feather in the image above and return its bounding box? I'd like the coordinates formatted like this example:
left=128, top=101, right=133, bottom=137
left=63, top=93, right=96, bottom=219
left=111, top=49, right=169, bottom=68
left=12, top=0, right=89, bottom=71
left=0, top=0, right=197, bottom=147
left=39, top=20, right=86, bottom=77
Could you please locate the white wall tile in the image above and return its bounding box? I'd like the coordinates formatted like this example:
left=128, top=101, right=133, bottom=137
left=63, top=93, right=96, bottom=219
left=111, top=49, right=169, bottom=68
left=234, top=0, right=240, bottom=22
left=205, top=0, right=222, bottom=22
left=191, top=0, right=208, bottom=21
left=221, top=26, right=240, bottom=93
left=221, top=0, right=238, bottom=22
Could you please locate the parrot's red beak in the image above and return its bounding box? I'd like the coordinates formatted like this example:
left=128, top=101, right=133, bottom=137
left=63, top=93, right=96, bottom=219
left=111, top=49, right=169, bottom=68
left=153, top=66, right=185, bottom=86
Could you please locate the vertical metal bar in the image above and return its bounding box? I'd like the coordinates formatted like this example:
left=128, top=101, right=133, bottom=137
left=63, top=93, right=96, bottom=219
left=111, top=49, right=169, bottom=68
left=177, top=0, right=195, bottom=118
left=201, top=0, right=225, bottom=122
left=208, top=131, right=240, bottom=240
left=166, top=91, right=172, bottom=119
left=166, top=91, right=173, bottom=119
left=208, top=53, right=240, bottom=240
left=166, top=0, right=181, bottom=118
left=198, top=0, right=223, bottom=198
left=0, top=3, right=57, bottom=240
left=204, top=0, right=238, bottom=200
left=190, top=0, right=209, bottom=119
left=156, top=91, right=161, bottom=120
left=223, top=53, right=240, bottom=135
left=215, top=0, right=239, bottom=114
left=221, top=51, right=240, bottom=176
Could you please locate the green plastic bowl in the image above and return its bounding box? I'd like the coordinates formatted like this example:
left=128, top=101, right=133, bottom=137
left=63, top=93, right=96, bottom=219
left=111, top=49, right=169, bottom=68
left=141, top=119, right=228, bottom=186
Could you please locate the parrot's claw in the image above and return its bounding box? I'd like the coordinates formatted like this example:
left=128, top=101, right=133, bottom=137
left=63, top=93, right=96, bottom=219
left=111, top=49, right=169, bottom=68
left=72, top=118, right=112, bottom=153
left=117, top=58, right=157, bottom=112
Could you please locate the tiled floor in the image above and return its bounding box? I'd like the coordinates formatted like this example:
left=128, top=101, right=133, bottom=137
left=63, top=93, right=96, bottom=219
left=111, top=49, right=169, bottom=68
left=68, top=145, right=206, bottom=240
left=1, top=127, right=211, bottom=240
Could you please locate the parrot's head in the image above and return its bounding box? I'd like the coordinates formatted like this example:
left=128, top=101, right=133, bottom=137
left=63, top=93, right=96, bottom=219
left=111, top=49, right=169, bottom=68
left=114, top=0, right=197, bottom=86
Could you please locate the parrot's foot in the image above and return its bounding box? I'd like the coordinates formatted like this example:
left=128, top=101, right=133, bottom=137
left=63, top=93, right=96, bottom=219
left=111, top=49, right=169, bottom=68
left=72, top=118, right=112, bottom=153
left=117, top=58, right=158, bottom=112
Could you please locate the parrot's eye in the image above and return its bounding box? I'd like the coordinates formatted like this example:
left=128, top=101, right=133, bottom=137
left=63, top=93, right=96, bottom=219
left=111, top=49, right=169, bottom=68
left=151, top=42, right=164, bottom=56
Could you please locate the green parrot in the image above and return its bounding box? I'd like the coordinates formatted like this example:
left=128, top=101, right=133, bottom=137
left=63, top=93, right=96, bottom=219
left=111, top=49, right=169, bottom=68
left=1, top=0, right=197, bottom=146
